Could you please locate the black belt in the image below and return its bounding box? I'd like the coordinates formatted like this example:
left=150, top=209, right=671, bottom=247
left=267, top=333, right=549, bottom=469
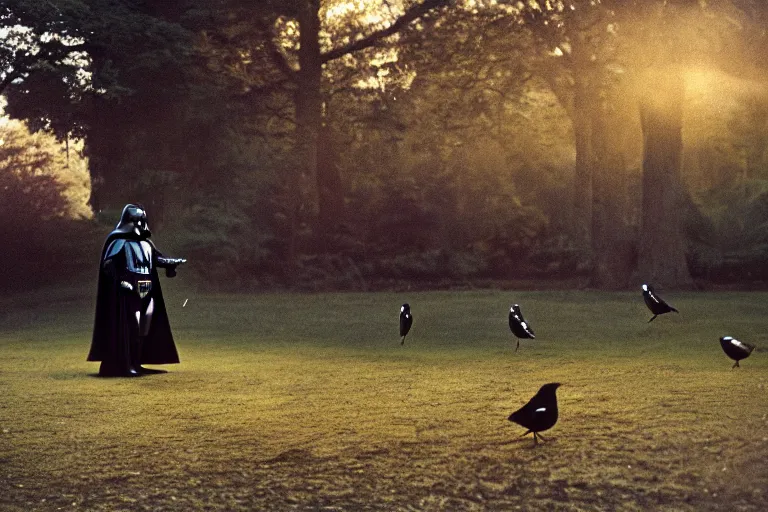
left=138, top=280, right=152, bottom=299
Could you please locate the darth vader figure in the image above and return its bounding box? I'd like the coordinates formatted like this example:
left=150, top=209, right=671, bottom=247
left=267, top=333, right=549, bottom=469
left=87, top=204, right=186, bottom=377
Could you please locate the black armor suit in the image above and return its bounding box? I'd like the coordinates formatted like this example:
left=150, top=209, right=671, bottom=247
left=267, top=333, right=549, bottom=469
left=87, top=204, right=186, bottom=377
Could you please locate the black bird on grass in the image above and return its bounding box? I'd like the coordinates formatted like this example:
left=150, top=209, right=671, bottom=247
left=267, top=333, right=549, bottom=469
left=399, top=303, right=413, bottom=345
left=509, top=304, right=535, bottom=352
left=642, top=284, right=678, bottom=322
left=720, top=336, right=755, bottom=368
left=508, top=383, right=561, bottom=446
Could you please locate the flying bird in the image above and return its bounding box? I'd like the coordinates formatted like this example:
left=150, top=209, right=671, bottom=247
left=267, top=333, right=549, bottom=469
left=399, top=303, right=413, bottom=345
left=720, top=336, right=755, bottom=369
left=642, top=284, right=678, bottom=322
left=508, top=382, right=561, bottom=446
left=509, top=304, right=535, bottom=352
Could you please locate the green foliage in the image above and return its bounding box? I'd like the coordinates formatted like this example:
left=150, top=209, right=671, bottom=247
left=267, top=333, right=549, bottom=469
left=0, top=121, right=69, bottom=223
left=319, top=24, right=571, bottom=287
left=0, top=119, right=89, bottom=219
left=2, top=0, right=214, bottom=217
left=159, top=137, right=285, bottom=290
left=0, top=119, right=98, bottom=290
left=690, top=179, right=768, bottom=281
left=683, top=87, right=768, bottom=282
left=727, top=96, right=768, bottom=180
left=173, top=201, right=259, bottom=286
left=5, top=0, right=768, bottom=291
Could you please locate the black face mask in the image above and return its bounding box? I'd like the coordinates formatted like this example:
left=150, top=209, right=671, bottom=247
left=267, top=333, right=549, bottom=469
left=115, top=204, right=152, bottom=239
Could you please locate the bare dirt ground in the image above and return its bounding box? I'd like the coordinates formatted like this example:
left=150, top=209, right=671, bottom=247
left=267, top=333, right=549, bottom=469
left=1, top=288, right=766, bottom=510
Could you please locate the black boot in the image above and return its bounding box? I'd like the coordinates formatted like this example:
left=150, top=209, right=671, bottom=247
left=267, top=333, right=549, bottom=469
left=128, top=336, right=144, bottom=377
left=99, top=360, right=140, bottom=377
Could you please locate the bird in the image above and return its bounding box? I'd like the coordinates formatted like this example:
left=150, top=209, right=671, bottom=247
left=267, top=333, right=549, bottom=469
left=719, top=336, right=755, bottom=369
left=399, top=303, right=413, bottom=345
left=642, top=284, right=678, bottom=322
left=509, top=304, right=535, bottom=352
left=508, top=383, right=561, bottom=446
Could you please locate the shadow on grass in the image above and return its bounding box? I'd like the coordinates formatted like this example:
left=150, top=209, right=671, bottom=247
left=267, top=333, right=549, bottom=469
left=77, top=369, right=169, bottom=379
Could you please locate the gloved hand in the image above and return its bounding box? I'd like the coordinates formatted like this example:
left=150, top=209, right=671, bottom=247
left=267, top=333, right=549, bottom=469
left=158, top=257, right=186, bottom=278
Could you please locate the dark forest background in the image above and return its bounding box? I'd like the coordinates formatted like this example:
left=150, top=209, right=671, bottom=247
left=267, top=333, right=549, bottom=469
left=2, top=0, right=767, bottom=292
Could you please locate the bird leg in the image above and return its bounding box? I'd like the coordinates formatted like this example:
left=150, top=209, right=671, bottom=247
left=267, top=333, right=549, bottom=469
left=648, top=315, right=658, bottom=323
left=515, top=340, right=520, bottom=352
left=536, top=433, right=548, bottom=443
left=732, top=360, right=739, bottom=369
left=401, top=336, right=405, bottom=345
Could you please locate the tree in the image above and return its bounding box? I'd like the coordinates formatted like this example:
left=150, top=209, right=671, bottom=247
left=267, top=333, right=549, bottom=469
left=0, top=120, right=70, bottom=223
left=480, top=0, right=640, bottom=286
left=513, top=0, right=767, bottom=288
left=634, top=68, right=691, bottom=287
left=517, top=0, right=618, bottom=255
left=0, top=118, right=101, bottom=289
left=0, top=1, right=86, bottom=97
left=2, top=0, right=204, bottom=219
left=325, top=6, right=565, bottom=279
left=254, top=0, right=451, bottom=236
left=613, top=1, right=716, bottom=289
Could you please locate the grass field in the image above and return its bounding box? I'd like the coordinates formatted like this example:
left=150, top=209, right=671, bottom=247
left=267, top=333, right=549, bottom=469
left=1, top=283, right=767, bottom=511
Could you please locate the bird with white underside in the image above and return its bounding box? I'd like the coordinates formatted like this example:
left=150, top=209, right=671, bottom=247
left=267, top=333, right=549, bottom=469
left=641, top=283, right=679, bottom=323
left=719, top=336, right=755, bottom=369
left=508, top=304, right=535, bottom=352
left=399, top=303, right=413, bottom=345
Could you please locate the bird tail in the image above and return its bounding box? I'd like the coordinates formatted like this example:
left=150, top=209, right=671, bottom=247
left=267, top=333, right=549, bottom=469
left=671, top=307, right=679, bottom=313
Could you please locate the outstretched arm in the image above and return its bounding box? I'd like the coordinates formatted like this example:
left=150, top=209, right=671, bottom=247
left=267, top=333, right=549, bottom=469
left=156, top=256, right=187, bottom=277
left=154, top=244, right=187, bottom=277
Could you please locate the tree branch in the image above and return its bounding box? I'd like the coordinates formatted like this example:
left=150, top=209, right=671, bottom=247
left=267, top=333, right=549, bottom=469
left=0, top=68, right=24, bottom=95
left=0, top=39, right=91, bottom=95
left=321, top=0, right=449, bottom=63
left=252, top=18, right=298, bottom=81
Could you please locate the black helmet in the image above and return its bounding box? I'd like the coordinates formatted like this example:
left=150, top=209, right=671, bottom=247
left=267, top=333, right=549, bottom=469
left=114, top=204, right=151, bottom=239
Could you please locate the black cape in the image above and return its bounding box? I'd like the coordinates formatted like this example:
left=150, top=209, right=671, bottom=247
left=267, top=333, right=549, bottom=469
left=87, top=230, right=180, bottom=366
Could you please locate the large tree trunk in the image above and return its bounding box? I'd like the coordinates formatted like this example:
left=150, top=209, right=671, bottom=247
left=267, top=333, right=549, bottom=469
left=539, top=65, right=594, bottom=257
left=282, top=0, right=323, bottom=264
left=295, top=0, right=347, bottom=248
left=317, top=126, right=345, bottom=232
left=571, top=75, right=594, bottom=254
left=591, top=95, right=634, bottom=289
left=295, top=0, right=323, bottom=218
left=638, top=69, right=693, bottom=289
